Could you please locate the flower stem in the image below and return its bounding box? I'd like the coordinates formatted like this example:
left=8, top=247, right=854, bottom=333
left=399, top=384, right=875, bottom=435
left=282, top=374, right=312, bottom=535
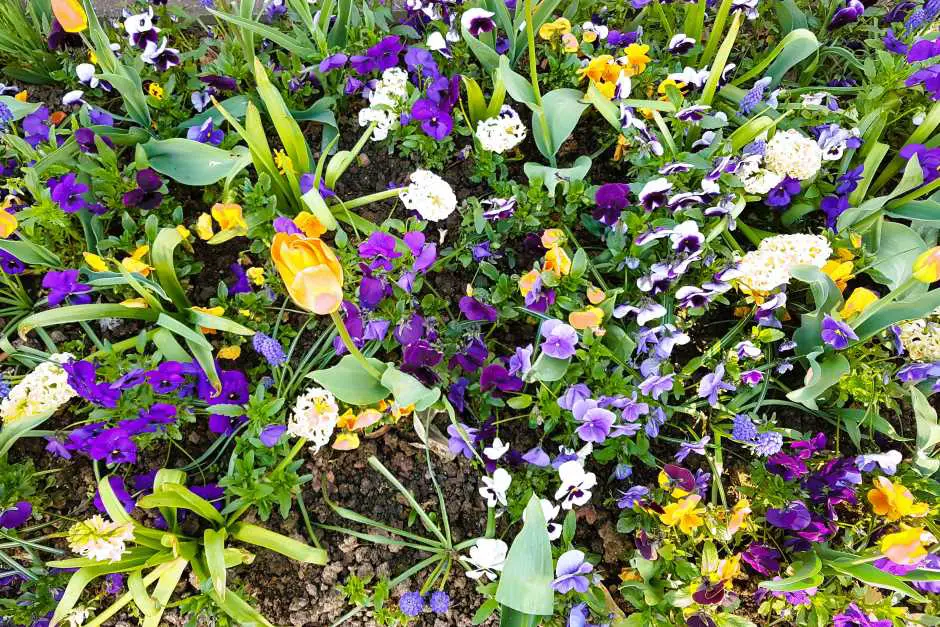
left=330, top=310, right=383, bottom=379
left=339, top=188, right=401, bottom=211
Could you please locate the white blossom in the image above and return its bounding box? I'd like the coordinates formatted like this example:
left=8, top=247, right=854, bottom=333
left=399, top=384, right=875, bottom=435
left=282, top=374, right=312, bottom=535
left=67, top=515, right=134, bottom=563
left=479, top=468, right=511, bottom=508
left=399, top=169, right=458, bottom=222
left=0, top=353, right=76, bottom=424
left=462, top=538, right=508, bottom=580
left=359, top=67, right=409, bottom=141
left=764, top=129, right=822, bottom=180
left=288, top=386, right=339, bottom=451
left=554, top=460, right=597, bottom=510
left=735, top=233, right=832, bottom=292
left=483, top=437, right=509, bottom=460
left=475, top=106, right=527, bottom=153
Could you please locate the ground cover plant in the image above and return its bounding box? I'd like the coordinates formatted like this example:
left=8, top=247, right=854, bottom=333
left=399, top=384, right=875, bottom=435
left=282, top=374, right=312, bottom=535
left=1, top=0, right=940, bottom=624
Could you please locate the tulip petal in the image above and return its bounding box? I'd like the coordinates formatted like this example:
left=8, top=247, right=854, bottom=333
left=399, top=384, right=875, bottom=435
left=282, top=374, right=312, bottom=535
left=52, top=0, right=88, bottom=33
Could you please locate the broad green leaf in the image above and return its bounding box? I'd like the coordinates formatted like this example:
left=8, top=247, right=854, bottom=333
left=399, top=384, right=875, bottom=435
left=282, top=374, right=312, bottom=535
left=0, top=238, right=60, bottom=267
left=142, top=558, right=188, bottom=627
left=500, top=606, right=543, bottom=627
left=380, top=367, right=441, bottom=411
left=208, top=8, right=314, bottom=57
left=151, top=227, right=191, bottom=311
left=496, top=495, right=554, bottom=615
left=253, top=58, right=311, bottom=174
left=887, top=200, right=940, bottom=225
left=309, top=354, right=389, bottom=405
left=732, top=29, right=819, bottom=88
left=0, top=96, right=40, bottom=121
left=853, top=288, right=940, bottom=341
left=138, top=483, right=225, bottom=525
left=867, top=222, right=926, bottom=289
left=790, top=265, right=842, bottom=356
left=302, top=187, right=339, bottom=231
left=462, top=22, right=500, bottom=70
left=786, top=352, right=849, bottom=411
left=700, top=11, right=741, bottom=106
left=141, top=139, right=251, bottom=186
left=759, top=553, right=822, bottom=591
left=825, top=557, right=926, bottom=601
left=98, top=476, right=134, bottom=525
left=230, top=523, right=328, bottom=564
left=524, top=155, right=592, bottom=197
left=498, top=56, right=537, bottom=108
left=533, top=89, right=590, bottom=161
left=19, top=304, right=158, bottom=336
left=526, top=353, right=570, bottom=382
left=177, top=95, right=250, bottom=130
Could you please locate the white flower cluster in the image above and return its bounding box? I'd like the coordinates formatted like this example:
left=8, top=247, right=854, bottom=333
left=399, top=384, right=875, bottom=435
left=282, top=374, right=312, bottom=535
left=288, top=386, right=340, bottom=451
left=736, top=234, right=832, bottom=292
left=399, top=169, right=458, bottom=222
left=358, top=67, right=409, bottom=141
left=475, top=106, right=527, bottom=153
left=67, top=515, right=135, bottom=563
left=0, top=353, right=76, bottom=424
left=898, top=317, right=940, bottom=361
left=763, top=129, right=823, bottom=181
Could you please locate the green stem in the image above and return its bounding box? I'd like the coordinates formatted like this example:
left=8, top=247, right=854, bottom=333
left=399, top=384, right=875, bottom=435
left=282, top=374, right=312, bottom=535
left=330, top=310, right=382, bottom=379
left=339, top=188, right=401, bottom=211
left=524, top=0, right=552, bottom=164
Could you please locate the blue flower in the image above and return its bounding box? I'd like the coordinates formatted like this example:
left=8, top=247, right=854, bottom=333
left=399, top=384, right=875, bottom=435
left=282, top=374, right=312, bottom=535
left=821, top=314, right=858, bottom=349
left=398, top=591, right=424, bottom=617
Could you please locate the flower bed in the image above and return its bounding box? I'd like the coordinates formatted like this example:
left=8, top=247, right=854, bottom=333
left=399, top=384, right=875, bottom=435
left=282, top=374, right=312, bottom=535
left=1, top=0, right=940, bottom=625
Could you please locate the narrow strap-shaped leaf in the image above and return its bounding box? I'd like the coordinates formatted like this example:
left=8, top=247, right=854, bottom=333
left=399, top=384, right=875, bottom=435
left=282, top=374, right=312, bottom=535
left=204, top=529, right=228, bottom=599
left=151, top=228, right=191, bottom=311
left=230, top=523, right=328, bottom=564
left=127, top=571, right=158, bottom=617
left=142, top=557, right=189, bottom=627
left=138, top=483, right=225, bottom=526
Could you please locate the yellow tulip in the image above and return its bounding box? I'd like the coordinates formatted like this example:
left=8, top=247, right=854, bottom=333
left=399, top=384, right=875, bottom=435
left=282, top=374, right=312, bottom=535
left=840, top=287, right=878, bottom=319
left=83, top=252, right=108, bottom=272
left=913, top=246, right=940, bottom=283
left=211, top=203, right=247, bottom=231
left=659, top=494, right=705, bottom=534
left=880, top=526, right=934, bottom=565
left=867, top=476, right=928, bottom=521
left=0, top=209, right=17, bottom=238
left=271, top=232, right=344, bottom=315
left=51, top=0, right=87, bottom=33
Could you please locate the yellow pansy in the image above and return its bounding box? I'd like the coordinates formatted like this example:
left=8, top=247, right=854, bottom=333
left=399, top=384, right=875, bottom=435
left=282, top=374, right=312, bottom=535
left=332, top=432, right=360, bottom=450
left=337, top=409, right=358, bottom=430
left=195, top=213, right=214, bottom=240
left=822, top=259, right=854, bottom=292
left=217, top=345, right=241, bottom=360
left=587, top=286, right=606, bottom=305
left=294, top=211, right=326, bottom=238
left=623, top=43, right=651, bottom=75
left=83, top=252, right=108, bottom=272
left=148, top=83, right=164, bottom=99
left=14, top=91, right=28, bottom=102
left=519, top=269, right=540, bottom=296
left=544, top=246, right=571, bottom=276
left=541, top=228, right=566, bottom=248
left=120, top=298, right=149, bottom=308
left=0, top=209, right=17, bottom=238
left=569, top=306, right=604, bottom=330
left=867, top=476, right=929, bottom=521
left=880, top=526, right=934, bottom=565
left=728, top=499, right=751, bottom=535
left=660, top=494, right=705, bottom=534
left=538, top=17, right=572, bottom=40
left=562, top=33, right=579, bottom=52
left=121, top=246, right=152, bottom=276
left=840, top=287, right=878, bottom=319
left=274, top=150, right=294, bottom=175
left=913, top=246, right=940, bottom=283
left=176, top=224, right=191, bottom=239
left=578, top=55, right=616, bottom=83
left=211, top=203, right=247, bottom=231
left=247, top=267, right=266, bottom=286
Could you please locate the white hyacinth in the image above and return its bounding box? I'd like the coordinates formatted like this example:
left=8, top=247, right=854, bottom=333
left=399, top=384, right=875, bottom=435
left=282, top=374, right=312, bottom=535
left=763, top=129, right=822, bottom=181
left=475, top=106, right=527, bottom=153
left=67, top=515, right=134, bottom=563
left=898, top=317, right=940, bottom=361
left=288, top=386, right=340, bottom=451
left=399, top=169, right=458, bottom=222
left=358, top=67, right=409, bottom=141
left=0, top=353, right=76, bottom=424
left=735, top=233, right=832, bottom=292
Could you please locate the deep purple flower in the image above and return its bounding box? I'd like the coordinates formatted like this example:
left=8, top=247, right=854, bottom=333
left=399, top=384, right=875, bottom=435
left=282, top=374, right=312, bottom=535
left=358, top=231, right=400, bottom=270
left=766, top=177, right=801, bottom=208
left=87, top=428, right=138, bottom=464
left=480, top=363, right=523, bottom=393
left=410, top=99, right=454, bottom=140
left=22, top=106, right=51, bottom=147
left=906, top=65, right=940, bottom=101
left=829, top=0, right=865, bottom=29
left=199, top=75, right=237, bottom=91
left=459, top=296, right=498, bottom=322
left=122, top=168, right=164, bottom=210
left=146, top=361, right=187, bottom=393
left=836, top=165, right=864, bottom=194
left=821, top=314, right=858, bottom=349
left=540, top=319, right=578, bottom=359
left=908, top=38, right=940, bottom=61
left=594, top=183, right=631, bottom=226
left=42, top=269, right=92, bottom=306
left=884, top=29, right=909, bottom=54
left=766, top=500, right=811, bottom=531
left=832, top=604, right=892, bottom=627
left=253, top=332, right=287, bottom=367
left=48, top=18, right=82, bottom=50
left=820, top=195, right=849, bottom=229
left=0, top=250, right=23, bottom=275
left=49, top=173, right=88, bottom=213
left=0, top=502, right=31, bottom=529
left=75, top=128, right=112, bottom=154
left=741, top=543, right=781, bottom=575
left=404, top=47, right=439, bottom=80
left=229, top=263, right=251, bottom=294
left=900, top=143, right=940, bottom=182
left=551, top=550, right=593, bottom=593
left=451, top=337, right=488, bottom=373
left=319, top=53, right=348, bottom=73
left=63, top=360, right=120, bottom=408
left=350, top=36, right=403, bottom=74
left=692, top=580, right=725, bottom=605
left=394, top=313, right=425, bottom=345
left=186, top=118, right=224, bottom=145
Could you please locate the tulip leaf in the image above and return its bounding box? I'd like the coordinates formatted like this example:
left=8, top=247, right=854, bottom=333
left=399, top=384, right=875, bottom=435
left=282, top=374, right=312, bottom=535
left=533, top=89, right=590, bottom=162
left=524, top=155, right=592, bottom=197
left=230, top=523, right=328, bottom=564
left=140, top=139, right=251, bottom=186
left=309, top=355, right=389, bottom=405
left=759, top=553, right=822, bottom=591
left=0, top=96, right=40, bottom=121
left=790, top=265, right=842, bottom=356
left=786, top=351, right=849, bottom=411
left=177, top=95, right=250, bottom=130
left=380, top=366, right=441, bottom=411
left=853, top=288, right=940, bottom=341
left=496, top=495, right=554, bottom=615
left=911, top=387, right=940, bottom=476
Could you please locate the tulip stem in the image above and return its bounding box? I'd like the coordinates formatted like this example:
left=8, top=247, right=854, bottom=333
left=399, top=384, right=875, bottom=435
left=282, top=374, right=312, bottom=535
left=330, top=310, right=383, bottom=380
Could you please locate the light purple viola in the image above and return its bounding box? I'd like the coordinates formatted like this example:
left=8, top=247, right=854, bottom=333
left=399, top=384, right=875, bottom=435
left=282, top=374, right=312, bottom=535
left=572, top=399, right=615, bottom=443
left=821, top=314, right=858, bottom=350
left=540, top=319, right=578, bottom=359
left=551, top=549, right=593, bottom=594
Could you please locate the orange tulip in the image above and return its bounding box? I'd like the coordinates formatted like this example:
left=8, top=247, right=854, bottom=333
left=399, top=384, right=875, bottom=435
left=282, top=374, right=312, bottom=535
left=271, top=232, right=343, bottom=315
left=52, top=0, right=87, bottom=33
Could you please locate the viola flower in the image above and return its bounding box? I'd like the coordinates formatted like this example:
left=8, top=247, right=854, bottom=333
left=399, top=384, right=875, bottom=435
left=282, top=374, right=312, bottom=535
left=905, top=65, right=940, bottom=101
left=479, top=468, right=511, bottom=507
left=659, top=494, right=705, bottom=533
left=766, top=177, right=801, bottom=208
left=459, top=296, right=498, bottom=322
left=141, top=38, right=181, bottom=71
left=480, top=364, right=523, bottom=393
left=593, top=183, right=630, bottom=225
left=186, top=118, right=224, bottom=145
left=522, top=445, right=550, bottom=467
left=551, top=550, right=593, bottom=593
left=832, top=603, right=892, bottom=627
left=462, top=538, right=508, bottom=580
left=617, top=485, right=649, bottom=509
left=821, top=314, right=858, bottom=349
left=540, top=319, right=579, bottom=359
left=829, top=0, right=865, bottom=30
left=42, top=269, right=92, bottom=306
left=22, top=106, right=51, bottom=147
left=867, top=476, right=928, bottom=520
left=0, top=502, right=32, bottom=529
left=555, top=460, right=597, bottom=509
left=637, top=177, right=672, bottom=211
left=856, top=450, right=902, bottom=475
left=675, top=436, right=709, bottom=463
left=447, top=423, right=478, bottom=458
left=350, top=35, right=403, bottom=74
left=572, top=399, right=615, bottom=443
left=461, top=8, right=496, bottom=36
left=766, top=501, right=811, bottom=531
left=48, top=173, right=89, bottom=213
left=122, top=168, right=164, bottom=210
left=697, top=363, right=735, bottom=406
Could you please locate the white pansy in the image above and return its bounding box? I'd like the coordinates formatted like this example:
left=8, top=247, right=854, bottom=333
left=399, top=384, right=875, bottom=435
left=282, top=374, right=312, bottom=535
left=123, top=8, right=155, bottom=35
left=483, top=437, right=509, bottom=460
left=462, top=538, right=508, bottom=580
left=479, top=468, right=512, bottom=507
left=522, top=498, right=563, bottom=541
left=399, top=169, right=458, bottom=222
left=76, top=64, right=99, bottom=88
left=554, top=460, right=597, bottom=510
left=67, top=515, right=134, bottom=563
left=0, top=353, right=76, bottom=424
left=764, top=129, right=822, bottom=180
left=475, top=106, right=527, bottom=153
left=288, top=386, right=339, bottom=451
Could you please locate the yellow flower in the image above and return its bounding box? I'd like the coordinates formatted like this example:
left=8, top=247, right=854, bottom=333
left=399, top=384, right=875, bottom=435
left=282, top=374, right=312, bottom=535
left=14, top=91, right=27, bottom=102
left=835, top=247, right=855, bottom=262
left=89, top=50, right=98, bottom=64
left=120, top=298, right=149, bottom=308
left=578, top=55, right=615, bottom=83
left=544, top=246, right=571, bottom=276
left=353, top=408, right=383, bottom=430
left=274, top=150, right=294, bottom=175
left=541, top=228, right=566, bottom=248
left=562, top=33, right=580, bottom=52
left=332, top=432, right=360, bottom=450
left=337, top=410, right=358, bottom=430
left=913, top=246, right=940, bottom=283
left=0, top=209, right=17, bottom=238
left=822, top=260, right=854, bottom=292
left=176, top=225, right=191, bottom=239
left=867, top=476, right=928, bottom=521
left=271, top=233, right=344, bottom=315
left=660, top=494, right=705, bottom=534
left=587, top=286, right=606, bottom=305
left=569, top=307, right=604, bottom=330
left=83, top=252, right=108, bottom=272
left=623, top=43, right=651, bottom=75
left=247, top=267, right=266, bottom=286
left=195, top=213, right=214, bottom=240
left=121, top=246, right=152, bottom=277
left=656, top=78, right=686, bottom=100
left=148, top=83, right=164, bottom=100
left=51, top=0, right=87, bottom=33
left=658, top=469, right=691, bottom=498
left=211, top=203, right=247, bottom=231
left=840, top=287, right=878, bottom=319
left=538, top=17, right=572, bottom=40
left=217, top=345, right=241, bottom=360
left=880, top=526, right=934, bottom=565
left=728, top=499, right=751, bottom=535
left=192, top=306, right=225, bottom=334
left=519, top=269, right=540, bottom=296
left=294, top=211, right=326, bottom=238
